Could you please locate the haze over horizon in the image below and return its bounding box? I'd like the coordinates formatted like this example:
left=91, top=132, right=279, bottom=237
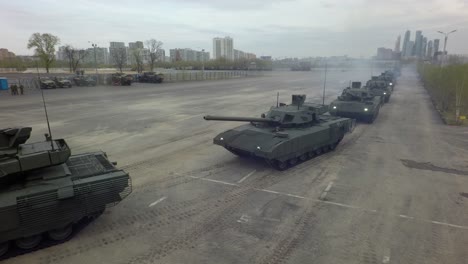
left=1, top=0, right=467, bottom=58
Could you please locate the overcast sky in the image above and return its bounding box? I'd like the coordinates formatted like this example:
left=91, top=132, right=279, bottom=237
left=1, top=0, right=467, bottom=58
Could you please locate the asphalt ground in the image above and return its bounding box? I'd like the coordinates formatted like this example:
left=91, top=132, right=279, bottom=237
left=1, top=67, right=467, bottom=264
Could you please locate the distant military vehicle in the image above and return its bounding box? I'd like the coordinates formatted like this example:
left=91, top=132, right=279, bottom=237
left=139, top=72, right=164, bottom=83
left=39, top=77, right=57, bottom=89
left=204, top=95, right=355, bottom=170
left=366, top=77, right=392, bottom=103
left=329, top=87, right=382, bottom=123
left=377, top=72, right=395, bottom=91
left=73, top=76, right=96, bottom=86
left=0, top=127, right=131, bottom=257
left=111, top=73, right=132, bottom=86
left=53, top=77, right=72, bottom=88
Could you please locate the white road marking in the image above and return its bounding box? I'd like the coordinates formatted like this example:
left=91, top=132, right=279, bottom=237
left=319, top=181, right=334, bottom=200
left=428, top=220, right=468, bottom=230
left=238, top=169, right=257, bottom=183
left=237, top=214, right=250, bottom=223
left=148, top=196, right=167, bottom=207
left=189, top=176, right=238, bottom=186
left=185, top=174, right=468, bottom=230
left=399, top=214, right=414, bottom=219
left=382, top=248, right=391, bottom=263
left=256, top=188, right=281, bottom=195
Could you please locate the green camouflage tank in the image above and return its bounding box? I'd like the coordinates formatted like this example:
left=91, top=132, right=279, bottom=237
left=204, top=95, right=355, bottom=170
left=329, top=85, right=382, bottom=123
left=0, top=127, right=131, bottom=258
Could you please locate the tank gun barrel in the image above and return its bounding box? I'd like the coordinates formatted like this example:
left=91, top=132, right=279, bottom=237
left=204, top=115, right=278, bottom=123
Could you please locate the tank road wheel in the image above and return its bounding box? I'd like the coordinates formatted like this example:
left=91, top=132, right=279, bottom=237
left=289, top=158, right=298, bottom=166
left=15, top=235, right=42, bottom=250
left=88, top=208, right=105, bottom=220
left=299, top=153, right=308, bottom=161
left=315, top=148, right=322, bottom=155
left=0, top=241, right=9, bottom=257
left=275, top=160, right=289, bottom=171
left=48, top=224, right=73, bottom=241
left=307, top=151, right=316, bottom=159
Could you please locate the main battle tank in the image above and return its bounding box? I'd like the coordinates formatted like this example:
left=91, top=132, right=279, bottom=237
left=366, top=77, right=392, bottom=103
left=377, top=72, right=395, bottom=90
left=0, top=127, right=131, bottom=257
left=204, top=95, right=355, bottom=170
left=329, top=87, right=382, bottom=123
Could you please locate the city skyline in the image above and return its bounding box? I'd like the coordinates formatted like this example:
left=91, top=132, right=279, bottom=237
left=1, top=0, right=467, bottom=58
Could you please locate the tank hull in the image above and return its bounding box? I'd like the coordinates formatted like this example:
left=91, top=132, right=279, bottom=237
left=0, top=151, right=131, bottom=252
left=212, top=116, right=354, bottom=170
left=329, top=98, right=382, bottom=123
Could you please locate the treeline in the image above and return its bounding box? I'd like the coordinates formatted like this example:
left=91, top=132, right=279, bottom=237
left=417, top=62, right=468, bottom=124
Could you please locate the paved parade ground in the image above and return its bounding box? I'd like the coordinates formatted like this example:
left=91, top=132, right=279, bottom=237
left=1, top=67, right=467, bottom=264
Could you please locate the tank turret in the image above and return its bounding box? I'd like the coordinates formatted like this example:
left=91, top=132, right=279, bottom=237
left=204, top=95, right=329, bottom=128
left=0, top=127, right=70, bottom=179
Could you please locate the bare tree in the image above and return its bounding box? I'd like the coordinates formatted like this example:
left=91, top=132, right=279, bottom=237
left=64, top=45, right=88, bottom=73
left=132, top=48, right=144, bottom=73
left=27, top=33, right=60, bottom=73
left=111, top=47, right=127, bottom=73
left=145, top=39, right=163, bottom=71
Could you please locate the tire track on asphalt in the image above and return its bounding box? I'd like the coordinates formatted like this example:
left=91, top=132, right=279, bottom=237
left=40, top=118, right=367, bottom=264
left=125, top=123, right=367, bottom=264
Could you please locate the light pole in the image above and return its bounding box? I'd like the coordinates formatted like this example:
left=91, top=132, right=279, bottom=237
left=88, top=41, right=99, bottom=81
left=437, top=29, right=457, bottom=54
left=196, top=47, right=205, bottom=79
left=322, top=58, right=328, bottom=106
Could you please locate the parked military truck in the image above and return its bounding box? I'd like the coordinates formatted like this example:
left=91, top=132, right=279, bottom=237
left=39, top=77, right=57, bottom=89
left=73, top=76, right=96, bottom=86
left=111, top=73, right=132, bottom=86
left=0, top=127, right=131, bottom=257
left=204, top=95, right=355, bottom=170
left=329, top=87, right=382, bottom=123
left=139, top=72, right=164, bottom=83
left=53, top=77, right=73, bottom=88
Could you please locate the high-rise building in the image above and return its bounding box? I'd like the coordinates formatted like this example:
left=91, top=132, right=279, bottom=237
left=84, top=47, right=109, bottom=65
left=433, top=39, right=440, bottom=55
left=376, top=47, right=394, bottom=60
left=56, top=46, right=67, bottom=61
left=394, top=35, right=401, bottom=53
left=109, top=42, right=127, bottom=65
left=415, top=30, right=422, bottom=57
left=213, top=37, right=234, bottom=60
left=402, top=30, right=410, bottom=57
left=406, top=41, right=414, bottom=57
left=427, top=40, right=433, bottom=58
left=0, top=48, right=15, bottom=60
left=421, top=37, right=427, bottom=59
left=128, top=41, right=144, bottom=50
left=169, top=48, right=209, bottom=62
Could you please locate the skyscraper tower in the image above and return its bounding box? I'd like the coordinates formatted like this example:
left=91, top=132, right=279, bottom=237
left=402, top=30, right=411, bottom=57
left=427, top=40, right=433, bottom=58
left=415, top=30, right=422, bottom=57
left=212, top=36, right=234, bottom=60
left=422, top=37, right=427, bottom=58
left=394, top=35, right=401, bottom=53
left=433, top=39, right=440, bottom=55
